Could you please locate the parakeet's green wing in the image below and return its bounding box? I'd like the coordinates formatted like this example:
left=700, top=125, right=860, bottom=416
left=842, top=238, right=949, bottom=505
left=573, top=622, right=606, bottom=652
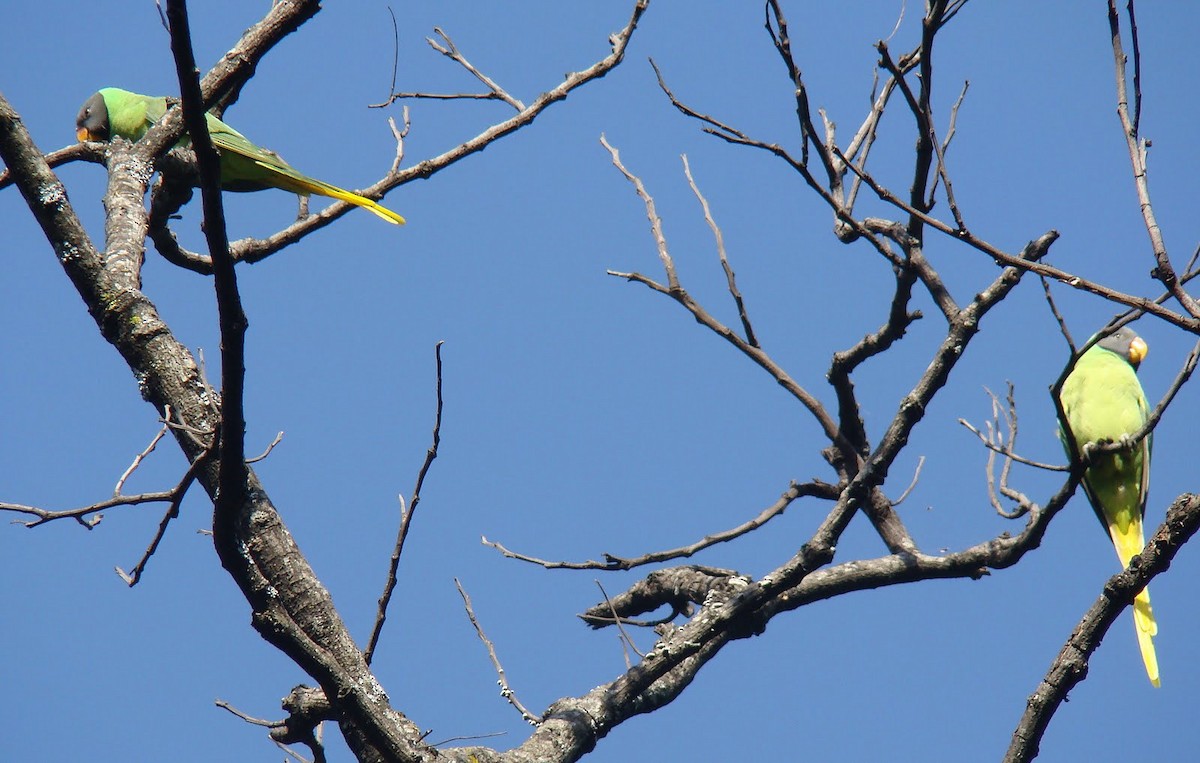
left=203, top=112, right=404, bottom=225
left=1059, top=329, right=1158, bottom=687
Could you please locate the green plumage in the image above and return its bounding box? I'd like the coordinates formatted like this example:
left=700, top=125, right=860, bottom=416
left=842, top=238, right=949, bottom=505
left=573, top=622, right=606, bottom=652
left=75, top=87, right=404, bottom=225
left=1058, top=326, right=1158, bottom=686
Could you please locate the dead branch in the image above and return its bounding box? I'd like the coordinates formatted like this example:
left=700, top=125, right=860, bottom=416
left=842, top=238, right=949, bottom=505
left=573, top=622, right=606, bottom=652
left=484, top=479, right=838, bottom=571
left=365, top=342, right=446, bottom=666
left=372, top=25, right=525, bottom=110
left=455, top=578, right=539, bottom=725
left=1107, top=0, right=1199, bottom=318
left=601, top=137, right=848, bottom=454
left=114, top=424, right=169, bottom=495
left=600, top=135, right=678, bottom=289
left=595, top=580, right=646, bottom=665
left=225, top=0, right=653, bottom=267
left=891, top=456, right=926, bottom=506
left=681, top=154, right=758, bottom=347
left=1004, top=493, right=1200, bottom=763
left=959, top=384, right=1053, bottom=520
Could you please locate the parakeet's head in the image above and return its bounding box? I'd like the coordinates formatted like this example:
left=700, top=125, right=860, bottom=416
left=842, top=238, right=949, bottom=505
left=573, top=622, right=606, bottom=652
left=1093, top=326, right=1148, bottom=369
left=75, top=91, right=110, bottom=142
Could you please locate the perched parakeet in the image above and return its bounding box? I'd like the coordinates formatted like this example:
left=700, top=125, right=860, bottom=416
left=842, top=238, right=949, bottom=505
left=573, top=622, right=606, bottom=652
left=75, top=87, right=404, bottom=225
left=1058, top=326, right=1158, bottom=687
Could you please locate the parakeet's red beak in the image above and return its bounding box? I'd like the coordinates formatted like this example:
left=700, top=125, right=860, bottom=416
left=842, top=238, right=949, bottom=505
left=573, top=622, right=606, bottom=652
left=1129, top=336, right=1148, bottom=365
left=76, top=126, right=92, bottom=142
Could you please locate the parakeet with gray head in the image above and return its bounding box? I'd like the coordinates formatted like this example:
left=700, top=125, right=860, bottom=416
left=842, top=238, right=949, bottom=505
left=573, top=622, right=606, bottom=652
left=75, top=87, right=404, bottom=225
left=1058, top=325, right=1158, bottom=686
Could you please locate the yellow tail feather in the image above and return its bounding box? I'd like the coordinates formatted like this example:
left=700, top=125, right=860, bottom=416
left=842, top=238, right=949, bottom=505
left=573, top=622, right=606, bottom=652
left=252, top=160, right=406, bottom=225
left=318, top=185, right=406, bottom=225
left=1107, top=521, right=1158, bottom=685
left=1133, top=590, right=1160, bottom=687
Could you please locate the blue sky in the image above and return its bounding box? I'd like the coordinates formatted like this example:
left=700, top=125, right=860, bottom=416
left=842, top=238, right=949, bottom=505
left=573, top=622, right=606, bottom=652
left=2, top=2, right=1198, bottom=761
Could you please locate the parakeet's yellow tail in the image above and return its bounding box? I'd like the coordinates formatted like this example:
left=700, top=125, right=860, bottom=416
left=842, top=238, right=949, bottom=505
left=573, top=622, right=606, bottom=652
left=1133, top=590, right=1160, bottom=687
left=316, top=185, right=406, bottom=225
left=1109, top=522, right=1159, bottom=687
left=251, top=158, right=406, bottom=225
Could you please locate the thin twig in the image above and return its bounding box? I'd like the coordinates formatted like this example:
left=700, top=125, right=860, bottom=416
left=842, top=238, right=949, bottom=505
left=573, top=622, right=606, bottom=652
left=378, top=27, right=525, bottom=111
left=215, top=700, right=322, bottom=763
left=993, top=384, right=1038, bottom=512
left=891, top=456, right=925, bottom=506
left=944, top=80, right=969, bottom=154
left=427, top=731, right=507, bottom=747
left=1040, top=275, right=1075, bottom=353
left=246, top=431, right=284, bottom=464
left=383, top=6, right=399, bottom=106
left=601, top=134, right=679, bottom=290
left=1106, top=0, right=1199, bottom=318
left=958, top=419, right=1065, bottom=472
left=387, top=110, right=410, bottom=176
left=365, top=342, right=445, bottom=666
left=483, top=479, right=837, bottom=570
left=215, top=699, right=276, bottom=727
left=1126, top=0, right=1142, bottom=137
left=115, top=444, right=214, bottom=586
left=596, top=580, right=645, bottom=666
left=429, top=27, right=525, bottom=110
left=4, top=493, right=153, bottom=528
left=765, top=0, right=830, bottom=172
left=455, top=579, right=539, bottom=725
left=377, top=91, right=507, bottom=104
left=4, top=428, right=217, bottom=530
left=885, top=0, right=906, bottom=42
left=274, top=744, right=314, bottom=763
left=681, top=154, right=758, bottom=347
left=114, top=425, right=169, bottom=495
left=929, top=80, right=969, bottom=230
left=0, top=142, right=102, bottom=191
left=602, top=140, right=861, bottom=457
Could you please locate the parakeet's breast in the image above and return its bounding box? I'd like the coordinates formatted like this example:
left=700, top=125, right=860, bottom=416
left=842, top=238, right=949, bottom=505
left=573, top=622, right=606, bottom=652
left=1060, top=352, right=1147, bottom=443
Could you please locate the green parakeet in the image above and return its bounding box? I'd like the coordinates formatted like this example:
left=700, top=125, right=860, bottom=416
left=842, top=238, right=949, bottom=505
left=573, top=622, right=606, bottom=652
left=75, top=87, right=404, bottom=225
left=1058, top=326, right=1158, bottom=687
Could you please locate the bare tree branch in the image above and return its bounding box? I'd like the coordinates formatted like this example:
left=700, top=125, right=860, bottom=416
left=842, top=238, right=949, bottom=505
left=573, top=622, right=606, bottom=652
left=365, top=342, right=446, bottom=666
left=224, top=0, right=652, bottom=267
left=681, top=155, right=758, bottom=347
left=1107, top=0, right=1199, bottom=318
left=484, top=479, right=838, bottom=571
left=115, top=443, right=215, bottom=586
left=455, top=578, right=539, bottom=725
left=1004, top=493, right=1200, bottom=763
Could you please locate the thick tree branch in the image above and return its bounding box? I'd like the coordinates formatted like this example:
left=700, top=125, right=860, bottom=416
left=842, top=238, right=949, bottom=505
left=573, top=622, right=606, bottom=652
left=1004, top=493, right=1200, bottom=763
